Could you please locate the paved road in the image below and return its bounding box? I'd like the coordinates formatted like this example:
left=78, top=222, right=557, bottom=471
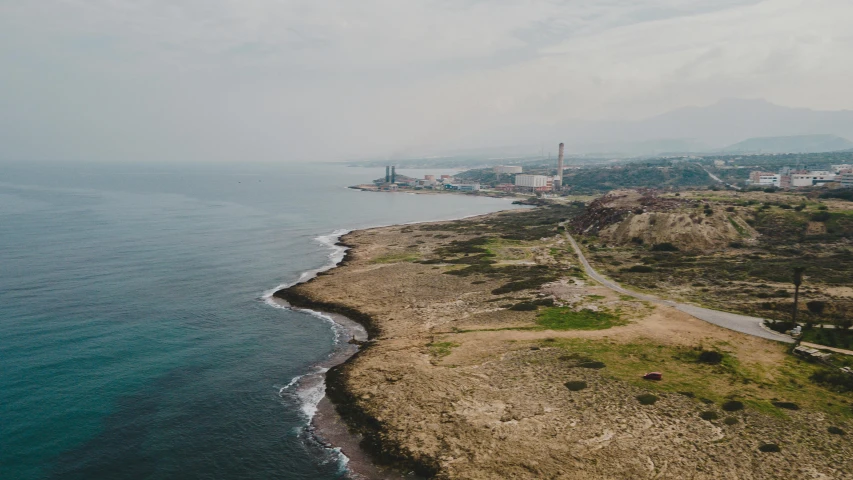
left=698, top=164, right=741, bottom=191
left=564, top=232, right=793, bottom=343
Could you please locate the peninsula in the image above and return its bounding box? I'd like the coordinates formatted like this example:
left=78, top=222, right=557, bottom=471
left=277, top=190, right=852, bottom=479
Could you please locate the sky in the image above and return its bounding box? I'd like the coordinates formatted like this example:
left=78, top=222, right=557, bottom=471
left=1, top=0, right=852, bottom=163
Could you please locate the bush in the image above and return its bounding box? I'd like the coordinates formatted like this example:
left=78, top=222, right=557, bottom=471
left=565, top=381, right=588, bottom=391
left=697, top=350, right=724, bottom=364
left=806, top=301, right=826, bottom=316
left=699, top=411, right=719, bottom=421
left=772, top=401, right=799, bottom=410
left=725, top=206, right=736, bottom=212
left=626, top=265, right=654, bottom=273
left=509, top=302, right=538, bottom=311
left=810, top=369, right=853, bottom=393
left=578, top=361, right=606, bottom=369
left=636, top=394, right=659, bottom=405
left=723, top=416, right=739, bottom=425
left=811, top=211, right=831, bottom=222
left=722, top=400, right=744, bottom=412
left=758, top=443, right=781, bottom=453
left=651, top=242, right=679, bottom=252
left=828, top=426, right=846, bottom=435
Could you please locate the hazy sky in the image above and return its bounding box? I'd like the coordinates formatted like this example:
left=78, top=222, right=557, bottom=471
left=2, top=0, right=852, bottom=162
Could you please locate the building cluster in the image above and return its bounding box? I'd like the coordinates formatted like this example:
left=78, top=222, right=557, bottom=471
left=375, top=166, right=480, bottom=192
left=748, top=164, right=853, bottom=189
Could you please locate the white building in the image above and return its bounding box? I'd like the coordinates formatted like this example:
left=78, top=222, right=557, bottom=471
left=494, top=165, right=523, bottom=174
left=514, top=174, right=552, bottom=188
left=831, top=164, right=853, bottom=174
left=791, top=173, right=837, bottom=187
left=758, top=174, right=780, bottom=187
left=841, top=173, right=853, bottom=188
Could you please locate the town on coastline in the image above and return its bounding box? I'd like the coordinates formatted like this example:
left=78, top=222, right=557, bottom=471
left=350, top=146, right=853, bottom=198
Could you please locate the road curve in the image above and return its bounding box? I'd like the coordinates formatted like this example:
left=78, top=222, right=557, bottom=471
left=564, top=232, right=794, bottom=343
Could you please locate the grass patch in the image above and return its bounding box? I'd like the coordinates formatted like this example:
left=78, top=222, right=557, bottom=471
left=546, top=338, right=853, bottom=420
left=428, top=342, right=459, bottom=358
left=728, top=216, right=748, bottom=236
left=636, top=393, right=658, bottom=405
left=536, top=308, right=626, bottom=331
left=372, top=252, right=420, bottom=264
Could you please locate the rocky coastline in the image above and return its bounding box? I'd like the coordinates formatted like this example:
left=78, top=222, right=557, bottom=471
left=275, top=203, right=852, bottom=479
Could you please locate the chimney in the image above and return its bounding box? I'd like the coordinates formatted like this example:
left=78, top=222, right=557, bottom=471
left=391, top=166, right=396, bottom=184
left=555, top=143, right=565, bottom=190
left=385, top=166, right=390, bottom=183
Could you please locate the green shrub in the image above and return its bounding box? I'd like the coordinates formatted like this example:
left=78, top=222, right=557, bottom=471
left=811, top=211, right=831, bottom=222
left=828, top=426, right=846, bottom=435
left=651, top=242, right=679, bottom=252
left=637, top=394, right=658, bottom=405
left=810, top=369, right=853, bottom=393
left=626, top=265, right=654, bottom=273
left=772, top=401, right=799, bottom=410
left=700, top=411, right=718, bottom=421
left=565, top=381, right=588, bottom=391
left=723, top=416, right=739, bottom=425
left=722, top=400, right=744, bottom=412
left=509, top=302, right=538, bottom=311
left=758, top=443, right=780, bottom=453
left=697, top=350, right=723, bottom=364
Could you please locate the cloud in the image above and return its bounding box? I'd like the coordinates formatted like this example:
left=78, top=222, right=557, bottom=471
left=1, top=0, right=851, bottom=162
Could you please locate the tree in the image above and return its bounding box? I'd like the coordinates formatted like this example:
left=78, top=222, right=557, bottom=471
left=791, top=267, right=805, bottom=344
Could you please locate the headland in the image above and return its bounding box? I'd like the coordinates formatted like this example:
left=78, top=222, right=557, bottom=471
left=276, top=192, right=853, bottom=479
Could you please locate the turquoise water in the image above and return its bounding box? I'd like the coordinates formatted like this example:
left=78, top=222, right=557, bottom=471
left=0, top=162, right=519, bottom=480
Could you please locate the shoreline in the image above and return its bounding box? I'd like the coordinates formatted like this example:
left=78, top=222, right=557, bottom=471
left=269, top=209, right=520, bottom=479
left=267, top=199, right=853, bottom=479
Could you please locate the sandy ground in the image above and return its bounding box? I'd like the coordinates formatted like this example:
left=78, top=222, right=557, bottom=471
left=283, top=209, right=853, bottom=479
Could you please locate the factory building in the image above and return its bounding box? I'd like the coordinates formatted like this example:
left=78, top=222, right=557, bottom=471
left=514, top=174, right=553, bottom=189
left=791, top=172, right=837, bottom=187
left=841, top=173, right=853, bottom=188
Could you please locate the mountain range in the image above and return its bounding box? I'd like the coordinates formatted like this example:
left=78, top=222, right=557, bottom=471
left=557, top=99, right=853, bottom=155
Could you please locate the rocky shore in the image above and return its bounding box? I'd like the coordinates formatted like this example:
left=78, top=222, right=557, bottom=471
left=276, top=204, right=853, bottom=479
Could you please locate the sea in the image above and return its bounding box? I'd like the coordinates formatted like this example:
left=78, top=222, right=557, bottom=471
left=0, top=161, right=520, bottom=480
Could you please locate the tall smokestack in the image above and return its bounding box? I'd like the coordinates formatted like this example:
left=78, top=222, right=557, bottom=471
left=555, top=143, right=565, bottom=191
left=386, top=166, right=390, bottom=183
left=391, top=166, right=396, bottom=184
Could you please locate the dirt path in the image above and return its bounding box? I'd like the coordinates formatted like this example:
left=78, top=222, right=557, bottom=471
left=564, top=230, right=794, bottom=344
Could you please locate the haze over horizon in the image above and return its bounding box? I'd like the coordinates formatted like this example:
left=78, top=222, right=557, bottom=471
left=2, top=1, right=852, bottom=163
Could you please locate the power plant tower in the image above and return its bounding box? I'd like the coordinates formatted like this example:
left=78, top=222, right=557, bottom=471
left=385, top=166, right=391, bottom=183
left=555, top=143, right=565, bottom=191
left=391, top=166, right=396, bottom=184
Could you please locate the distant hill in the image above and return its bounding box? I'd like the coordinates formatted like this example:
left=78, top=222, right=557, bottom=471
left=551, top=99, right=853, bottom=155
left=719, top=134, right=853, bottom=154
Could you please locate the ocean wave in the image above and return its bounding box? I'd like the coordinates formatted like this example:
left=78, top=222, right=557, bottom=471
left=261, top=229, right=351, bottom=308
